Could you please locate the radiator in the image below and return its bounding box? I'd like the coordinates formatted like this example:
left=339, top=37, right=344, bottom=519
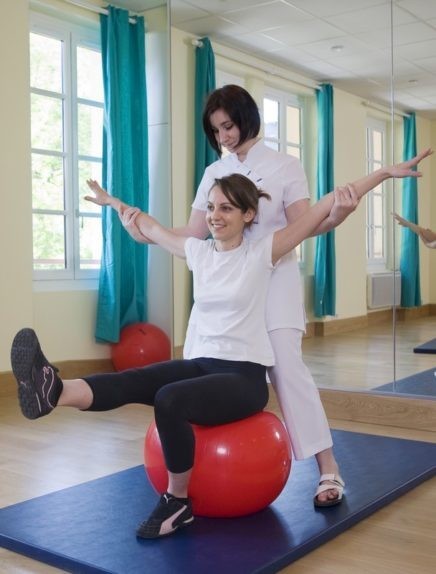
left=367, top=272, right=401, bottom=309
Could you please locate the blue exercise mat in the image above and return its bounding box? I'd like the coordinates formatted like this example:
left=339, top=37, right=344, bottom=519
left=374, top=367, right=436, bottom=397
left=414, top=338, right=436, bottom=354
left=0, top=429, right=435, bottom=574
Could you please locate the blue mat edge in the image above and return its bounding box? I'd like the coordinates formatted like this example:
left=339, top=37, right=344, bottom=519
left=0, top=535, right=107, bottom=574
left=0, top=469, right=137, bottom=574
left=259, top=466, right=436, bottom=574
left=372, top=365, right=436, bottom=398
left=1, top=466, right=435, bottom=574
left=414, top=338, right=436, bottom=353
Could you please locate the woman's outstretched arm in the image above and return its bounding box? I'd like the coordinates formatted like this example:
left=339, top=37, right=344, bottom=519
left=393, top=212, right=436, bottom=246
left=272, top=149, right=433, bottom=264
left=84, top=181, right=186, bottom=258
left=85, top=180, right=208, bottom=243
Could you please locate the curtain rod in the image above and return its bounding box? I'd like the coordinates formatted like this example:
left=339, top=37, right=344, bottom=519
left=63, top=0, right=139, bottom=23
left=361, top=99, right=410, bottom=118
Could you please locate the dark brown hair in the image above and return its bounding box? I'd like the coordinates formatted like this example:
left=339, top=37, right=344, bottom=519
left=210, top=174, right=270, bottom=227
left=203, top=85, right=261, bottom=157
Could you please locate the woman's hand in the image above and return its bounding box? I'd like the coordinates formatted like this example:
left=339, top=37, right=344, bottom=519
left=419, top=228, right=436, bottom=243
left=393, top=212, right=410, bottom=228
left=392, top=212, right=422, bottom=234
left=84, top=179, right=114, bottom=207
left=118, top=205, right=153, bottom=244
left=392, top=212, right=436, bottom=244
left=328, top=183, right=359, bottom=225
left=386, top=148, right=433, bottom=178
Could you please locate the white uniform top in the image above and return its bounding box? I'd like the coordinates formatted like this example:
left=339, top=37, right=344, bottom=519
left=192, top=139, right=310, bottom=331
left=183, top=235, right=276, bottom=366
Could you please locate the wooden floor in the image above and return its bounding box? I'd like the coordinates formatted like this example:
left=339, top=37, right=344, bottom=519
left=1, top=320, right=435, bottom=573
left=303, top=314, right=436, bottom=392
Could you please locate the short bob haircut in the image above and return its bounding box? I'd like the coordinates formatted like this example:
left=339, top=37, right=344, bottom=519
left=209, top=173, right=270, bottom=228
left=203, top=85, right=261, bottom=157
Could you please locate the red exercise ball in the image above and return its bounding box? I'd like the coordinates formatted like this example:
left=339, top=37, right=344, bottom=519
left=144, top=411, right=291, bottom=518
left=111, top=322, right=171, bottom=371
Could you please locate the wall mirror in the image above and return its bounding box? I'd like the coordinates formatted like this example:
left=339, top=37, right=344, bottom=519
left=169, top=0, right=436, bottom=405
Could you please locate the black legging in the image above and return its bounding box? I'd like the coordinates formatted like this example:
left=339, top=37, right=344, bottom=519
left=84, top=358, right=269, bottom=473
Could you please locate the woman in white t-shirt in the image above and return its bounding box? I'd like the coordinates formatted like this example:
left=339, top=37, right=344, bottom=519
left=10, top=152, right=429, bottom=539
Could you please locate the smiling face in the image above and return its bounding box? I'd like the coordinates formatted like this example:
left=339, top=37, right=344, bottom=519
left=206, top=184, right=255, bottom=251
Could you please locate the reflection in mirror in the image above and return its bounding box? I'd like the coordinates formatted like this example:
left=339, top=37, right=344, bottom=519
left=390, top=0, right=436, bottom=399
left=170, top=0, right=404, bottom=395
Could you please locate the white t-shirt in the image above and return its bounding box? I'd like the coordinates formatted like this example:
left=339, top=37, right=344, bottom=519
left=192, top=139, right=309, bottom=331
left=183, top=235, right=276, bottom=366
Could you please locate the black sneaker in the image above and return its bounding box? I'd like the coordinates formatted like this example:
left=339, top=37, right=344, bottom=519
left=10, top=328, right=63, bottom=420
left=136, top=493, right=194, bottom=539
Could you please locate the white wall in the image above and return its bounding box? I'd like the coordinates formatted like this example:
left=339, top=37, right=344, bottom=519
left=145, top=5, right=172, bottom=340
left=170, top=26, right=196, bottom=347
left=1, top=0, right=38, bottom=370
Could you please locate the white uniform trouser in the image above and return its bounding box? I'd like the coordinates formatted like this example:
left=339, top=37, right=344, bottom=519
left=267, top=328, right=332, bottom=460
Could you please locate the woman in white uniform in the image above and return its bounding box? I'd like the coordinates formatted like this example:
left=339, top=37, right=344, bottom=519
left=177, top=85, right=363, bottom=505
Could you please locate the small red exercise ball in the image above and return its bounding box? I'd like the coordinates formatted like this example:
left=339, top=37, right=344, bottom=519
left=144, top=411, right=292, bottom=518
left=111, top=322, right=171, bottom=371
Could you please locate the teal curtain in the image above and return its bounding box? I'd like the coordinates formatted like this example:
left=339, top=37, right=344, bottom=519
left=314, top=84, right=336, bottom=317
left=194, top=37, right=218, bottom=191
left=400, top=112, right=421, bottom=307
left=96, top=6, right=149, bottom=342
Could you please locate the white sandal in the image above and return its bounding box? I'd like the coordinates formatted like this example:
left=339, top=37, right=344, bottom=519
left=314, top=473, right=345, bottom=507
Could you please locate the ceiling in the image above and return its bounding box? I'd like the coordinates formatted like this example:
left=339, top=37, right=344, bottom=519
left=112, top=0, right=436, bottom=120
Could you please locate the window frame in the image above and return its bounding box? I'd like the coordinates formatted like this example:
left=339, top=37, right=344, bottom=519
left=263, top=87, right=304, bottom=159
left=366, top=117, right=388, bottom=271
left=263, top=87, right=306, bottom=264
left=30, top=12, right=103, bottom=283
left=215, top=70, right=244, bottom=89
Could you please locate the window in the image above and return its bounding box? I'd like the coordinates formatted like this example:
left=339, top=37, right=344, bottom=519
left=263, top=89, right=305, bottom=260
left=215, top=70, right=244, bottom=89
left=366, top=119, right=387, bottom=267
left=263, top=90, right=303, bottom=159
left=30, top=15, right=103, bottom=281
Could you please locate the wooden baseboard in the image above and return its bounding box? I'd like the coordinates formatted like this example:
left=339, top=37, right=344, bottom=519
left=0, top=359, right=114, bottom=393
left=56, top=359, right=114, bottom=378
left=367, top=308, right=393, bottom=325
left=313, top=315, right=368, bottom=337
left=396, top=304, right=431, bottom=321
left=173, top=346, right=183, bottom=360
left=303, top=322, right=315, bottom=338
left=319, top=388, right=436, bottom=432
left=306, top=305, right=435, bottom=337
left=307, top=308, right=390, bottom=337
